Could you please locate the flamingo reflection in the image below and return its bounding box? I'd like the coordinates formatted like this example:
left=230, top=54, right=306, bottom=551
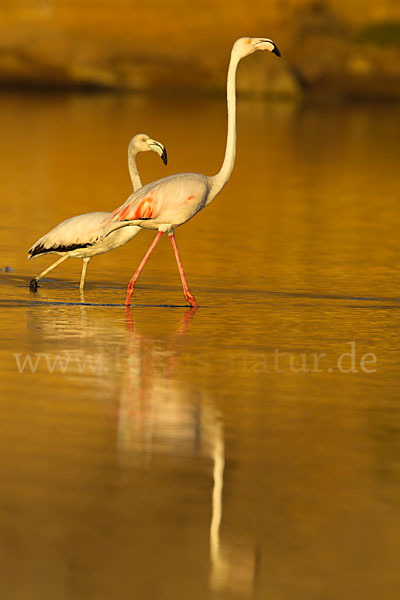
left=26, top=304, right=257, bottom=595
left=120, top=308, right=256, bottom=595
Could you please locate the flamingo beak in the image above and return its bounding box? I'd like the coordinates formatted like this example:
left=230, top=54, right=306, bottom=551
left=256, top=39, right=281, bottom=57
left=271, top=44, right=281, bottom=58
left=161, top=147, right=168, bottom=165
left=148, top=140, right=168, bottom=165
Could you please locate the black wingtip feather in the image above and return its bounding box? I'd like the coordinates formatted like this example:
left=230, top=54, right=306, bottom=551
left=29, top=241, right=93, bottom=257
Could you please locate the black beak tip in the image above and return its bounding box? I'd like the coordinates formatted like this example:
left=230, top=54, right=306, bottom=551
left=272, top=44, right=281, bottom=58
left=161, top=148, right=168, bottom=165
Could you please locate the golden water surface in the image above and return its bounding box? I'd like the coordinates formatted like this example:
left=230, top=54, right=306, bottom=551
left=0, top=92, right=400, bottom=600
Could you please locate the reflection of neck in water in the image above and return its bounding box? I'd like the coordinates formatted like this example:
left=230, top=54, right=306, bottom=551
left=208, top=420, right=257, bottom=595
left=209, top=424, right=226, bottom=589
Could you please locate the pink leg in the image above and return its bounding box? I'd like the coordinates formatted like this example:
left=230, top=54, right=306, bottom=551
left=125, top=231, right=164, bottom=305
left=169, top=233, right=199, bottom=308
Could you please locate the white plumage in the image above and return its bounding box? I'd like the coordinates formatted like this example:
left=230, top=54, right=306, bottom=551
left=107, top=38, right=281, bottom=308
left=28, top=133, right=167, bottom=291
left=110, top=172, right=210, bottom=232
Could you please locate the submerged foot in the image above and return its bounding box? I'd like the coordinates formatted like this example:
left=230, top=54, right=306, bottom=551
left=125, top=284, right=135, bottom=306
left=29, top=278, right=39, bottom=291
left=184, top=290, right=199, bottom=309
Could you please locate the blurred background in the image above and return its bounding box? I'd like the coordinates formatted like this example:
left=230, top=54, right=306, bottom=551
left=1, top=0, right=400, bottom=99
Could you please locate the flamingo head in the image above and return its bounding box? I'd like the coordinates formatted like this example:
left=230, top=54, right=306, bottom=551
left=233, top=37, right=281, bottom=59
left=129, top=134, right=168, bottom=165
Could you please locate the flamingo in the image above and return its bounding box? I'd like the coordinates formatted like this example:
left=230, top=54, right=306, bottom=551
left=108, top=37, right=281, bottom=308
left=28, top=134, right=167, bottom=291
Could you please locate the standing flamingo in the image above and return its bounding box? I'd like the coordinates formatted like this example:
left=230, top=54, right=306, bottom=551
left=108, top=37, right=280, bottom=307
left=28, top=134, right=167, bottom=291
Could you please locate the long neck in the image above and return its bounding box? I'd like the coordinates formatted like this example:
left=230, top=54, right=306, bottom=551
left=209, top=50, right=241, bottom=202
left=128, top=149, right=142, bottom=191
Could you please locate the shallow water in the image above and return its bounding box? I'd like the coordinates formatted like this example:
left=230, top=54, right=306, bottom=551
left=1, top=92, right=400, bottom=599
